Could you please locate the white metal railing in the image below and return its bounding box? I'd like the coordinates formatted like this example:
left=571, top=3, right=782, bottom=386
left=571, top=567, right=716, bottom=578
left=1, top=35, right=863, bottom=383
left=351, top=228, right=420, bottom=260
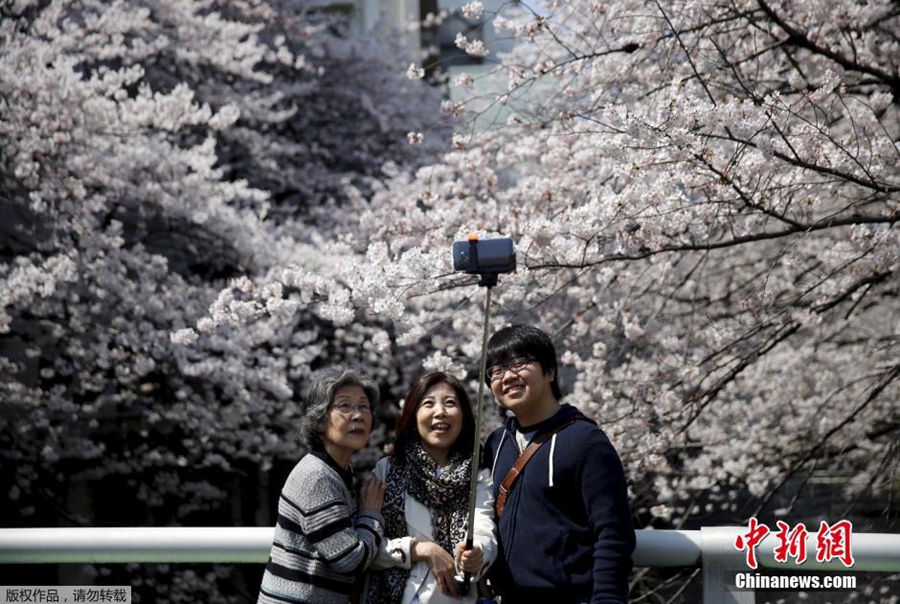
left=1, top=527, right=898, bottom=603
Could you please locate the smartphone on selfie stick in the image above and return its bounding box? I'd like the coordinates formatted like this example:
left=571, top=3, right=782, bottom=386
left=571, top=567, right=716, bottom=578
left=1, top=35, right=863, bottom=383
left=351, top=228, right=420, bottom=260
left=451, top=235, right=516, bottom=596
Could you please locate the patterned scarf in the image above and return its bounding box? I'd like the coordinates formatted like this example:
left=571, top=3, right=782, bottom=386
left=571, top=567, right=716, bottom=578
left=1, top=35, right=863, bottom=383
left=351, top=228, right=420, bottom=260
left=365, top=439, right=472, bottom=604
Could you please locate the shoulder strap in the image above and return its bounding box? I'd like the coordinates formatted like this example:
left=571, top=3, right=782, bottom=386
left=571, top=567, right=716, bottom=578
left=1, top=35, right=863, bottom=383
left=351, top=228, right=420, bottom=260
left=495, top=418, right=586, bottom=517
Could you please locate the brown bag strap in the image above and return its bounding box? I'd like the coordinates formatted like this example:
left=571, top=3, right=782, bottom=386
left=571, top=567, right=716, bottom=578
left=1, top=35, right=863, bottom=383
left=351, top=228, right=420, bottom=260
left=495, top=418, right=585, bottom=517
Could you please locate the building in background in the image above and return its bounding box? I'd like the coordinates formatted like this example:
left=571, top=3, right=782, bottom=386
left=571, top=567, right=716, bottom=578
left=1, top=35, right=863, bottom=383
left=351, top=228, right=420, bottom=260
left=337, top=0, right=511, bottom=72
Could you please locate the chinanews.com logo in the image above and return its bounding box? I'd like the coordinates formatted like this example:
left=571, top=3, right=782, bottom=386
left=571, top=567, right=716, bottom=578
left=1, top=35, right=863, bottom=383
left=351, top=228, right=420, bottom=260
left=734, top=573, right=857, bottom=590
left=732, top=518, right=857, bottom=591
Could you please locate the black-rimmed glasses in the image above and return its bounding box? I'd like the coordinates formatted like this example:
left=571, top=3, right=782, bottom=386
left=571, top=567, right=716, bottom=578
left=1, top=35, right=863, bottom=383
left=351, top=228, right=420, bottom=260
left=487, top=357, right=535, bottom=382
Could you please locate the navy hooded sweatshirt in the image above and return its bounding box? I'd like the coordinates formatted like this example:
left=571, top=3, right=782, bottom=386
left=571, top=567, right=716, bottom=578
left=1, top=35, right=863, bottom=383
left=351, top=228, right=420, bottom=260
left=482, top=404, right=635, bottom=604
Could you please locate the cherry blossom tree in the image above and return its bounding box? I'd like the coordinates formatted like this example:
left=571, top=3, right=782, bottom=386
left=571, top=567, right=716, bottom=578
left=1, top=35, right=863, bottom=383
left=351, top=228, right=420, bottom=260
left=0, top=0, right=443, bottom=600
left=161, top=0, right=900, bottom=595
left=318, top=0, right=900, bottom=534
left=180, top=0, right=899, bottom=539
left=5, top=0, right=899, bottom=600
left=328, top=3, right=898, bottom=597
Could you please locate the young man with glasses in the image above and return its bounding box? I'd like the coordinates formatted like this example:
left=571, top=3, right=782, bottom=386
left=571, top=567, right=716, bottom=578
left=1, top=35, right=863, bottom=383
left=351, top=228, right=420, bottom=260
left=481, top=324, right=635, bottom=604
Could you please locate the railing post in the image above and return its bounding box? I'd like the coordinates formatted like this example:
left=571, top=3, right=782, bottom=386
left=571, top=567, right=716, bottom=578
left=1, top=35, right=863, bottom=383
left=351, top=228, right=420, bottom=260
left=701, top=526, right=754, bottom=604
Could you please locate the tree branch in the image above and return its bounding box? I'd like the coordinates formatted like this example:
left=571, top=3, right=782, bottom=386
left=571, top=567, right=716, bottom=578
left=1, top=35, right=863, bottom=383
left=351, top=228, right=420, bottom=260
left=756, top=0, right=900, bottom=95
left=753, top=362, right=900, bottom=515
left=527, top=210, right=899, bottom=271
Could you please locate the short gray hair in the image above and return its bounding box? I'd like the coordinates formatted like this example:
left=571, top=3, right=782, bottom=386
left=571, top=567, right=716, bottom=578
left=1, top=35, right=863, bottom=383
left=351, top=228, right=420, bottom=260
left=299, top=365, right=380, bottom=448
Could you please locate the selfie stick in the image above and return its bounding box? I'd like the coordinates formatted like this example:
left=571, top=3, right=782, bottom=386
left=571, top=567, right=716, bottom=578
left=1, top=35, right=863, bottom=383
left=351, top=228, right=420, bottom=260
left=461, top=286, right=492, bottom=595
left=461, top=235, right=504, bottom=596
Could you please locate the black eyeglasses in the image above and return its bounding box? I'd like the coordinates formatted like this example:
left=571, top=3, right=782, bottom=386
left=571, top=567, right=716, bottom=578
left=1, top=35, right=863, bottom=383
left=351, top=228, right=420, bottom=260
left=487, top=357, right=535, bottom=382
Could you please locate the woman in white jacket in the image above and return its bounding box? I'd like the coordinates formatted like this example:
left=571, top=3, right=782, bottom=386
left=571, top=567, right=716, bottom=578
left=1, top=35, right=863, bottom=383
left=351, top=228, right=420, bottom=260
left=364, top=371, right=497, bottom=604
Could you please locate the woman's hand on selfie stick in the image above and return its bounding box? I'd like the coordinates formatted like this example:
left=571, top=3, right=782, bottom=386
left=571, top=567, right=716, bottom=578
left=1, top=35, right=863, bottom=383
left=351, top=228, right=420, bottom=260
left=412, top=540, right=460, bottom=598
left=454, top=541, right=484, bottom=574
left=360, top=477, right=385, bottom=514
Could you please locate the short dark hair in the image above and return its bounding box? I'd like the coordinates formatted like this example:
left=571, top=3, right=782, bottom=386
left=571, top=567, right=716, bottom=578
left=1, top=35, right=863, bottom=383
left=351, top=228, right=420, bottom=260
left=392, top=372, right=476, bottom=464
left=300, top=366, right=380, bottom=449
left=486, top=324, right=562, bottom=400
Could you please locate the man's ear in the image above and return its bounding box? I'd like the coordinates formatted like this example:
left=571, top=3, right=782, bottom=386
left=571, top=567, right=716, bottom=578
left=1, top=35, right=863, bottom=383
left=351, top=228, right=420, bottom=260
left=547, top=367, right=555, bottom=383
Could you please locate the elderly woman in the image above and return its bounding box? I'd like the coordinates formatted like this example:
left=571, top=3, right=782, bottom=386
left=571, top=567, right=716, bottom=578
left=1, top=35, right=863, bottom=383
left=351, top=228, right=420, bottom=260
left=258, top=366, right=387, bottom=604
left=364, top=371, right=496, bottom=604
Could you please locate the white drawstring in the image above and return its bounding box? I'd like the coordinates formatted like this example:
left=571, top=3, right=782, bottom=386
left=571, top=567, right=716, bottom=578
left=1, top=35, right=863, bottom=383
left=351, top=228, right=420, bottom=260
left=492, top=430, right=509, bottom=483
left=548, top=433, right=558, bottom=487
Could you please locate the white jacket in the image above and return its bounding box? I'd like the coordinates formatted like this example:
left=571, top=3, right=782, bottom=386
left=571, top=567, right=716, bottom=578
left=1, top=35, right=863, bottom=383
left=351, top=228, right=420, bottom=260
left=366, top=456, right=497, bottom=604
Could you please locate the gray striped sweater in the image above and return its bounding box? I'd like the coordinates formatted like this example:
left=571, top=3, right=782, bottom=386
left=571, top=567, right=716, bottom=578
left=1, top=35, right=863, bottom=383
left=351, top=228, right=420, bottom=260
left=258, top=451, right=385, bottom=604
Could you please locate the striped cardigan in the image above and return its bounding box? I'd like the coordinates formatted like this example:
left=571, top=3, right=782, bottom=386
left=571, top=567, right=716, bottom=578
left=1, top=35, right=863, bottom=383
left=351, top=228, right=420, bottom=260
left=258, top=451, right=385, bottom=604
